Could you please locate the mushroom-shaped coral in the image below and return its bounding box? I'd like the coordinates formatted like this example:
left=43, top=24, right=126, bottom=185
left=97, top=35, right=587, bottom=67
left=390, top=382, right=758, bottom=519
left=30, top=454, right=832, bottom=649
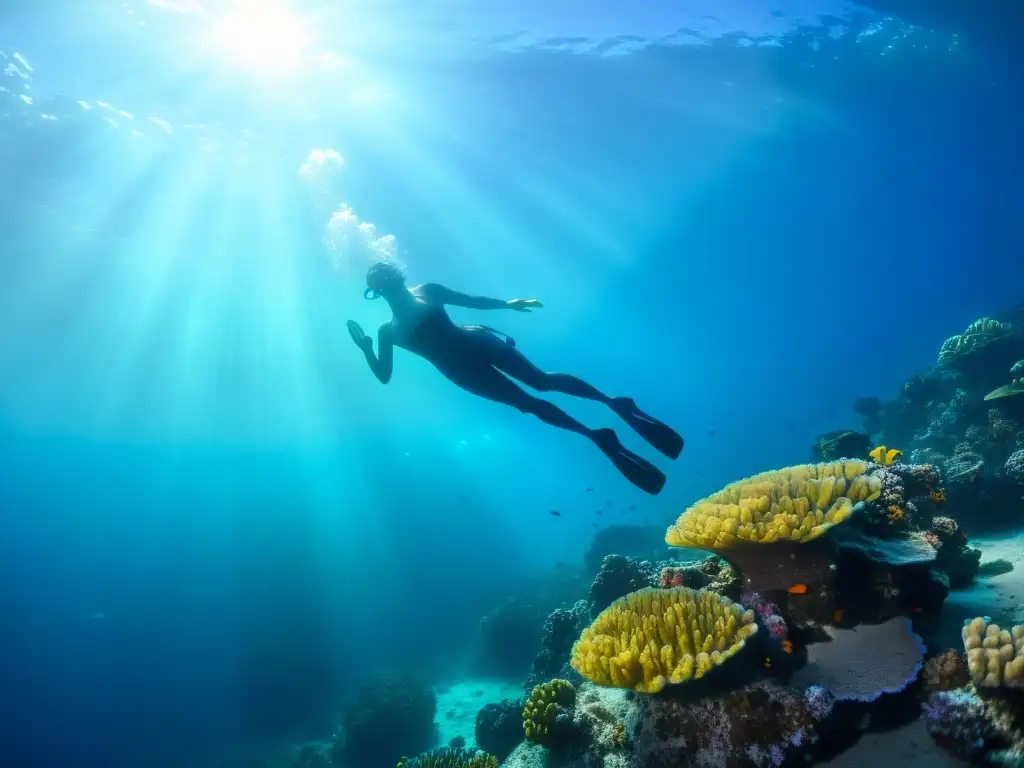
left=570, top=586, right=757, bottom=693
left=938, top=318, right=1013, bottom=366
left=962, top=617, right=1024, bottom=688
left=521, top=679, right=576, bottom=744
left=397, top=747, right=498, bottom=768
left=665, top=461, right=881, bottom=550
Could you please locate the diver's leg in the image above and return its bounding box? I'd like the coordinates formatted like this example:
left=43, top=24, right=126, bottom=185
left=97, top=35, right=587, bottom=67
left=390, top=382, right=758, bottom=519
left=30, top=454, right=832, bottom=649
left=482, top=334, right=684, bottom=460
left=440, top=362, right=666, bottom=494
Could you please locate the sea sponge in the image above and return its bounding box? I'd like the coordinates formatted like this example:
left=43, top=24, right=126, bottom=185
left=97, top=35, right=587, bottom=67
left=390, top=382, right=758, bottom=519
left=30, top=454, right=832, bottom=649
left=397, top=747, right=498, bottom=768
left=962, top=617, right=1024, bottom=688
left=665, top=462, right=881, bottom=550
left=570, top=586, right=758, bottom=693
left=522, top=679, right=576, bottom=744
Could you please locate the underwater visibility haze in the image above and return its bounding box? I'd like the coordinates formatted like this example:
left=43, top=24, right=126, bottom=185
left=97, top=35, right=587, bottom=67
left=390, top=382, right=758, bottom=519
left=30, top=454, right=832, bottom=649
left=1, top=0, right=1023, bottom=766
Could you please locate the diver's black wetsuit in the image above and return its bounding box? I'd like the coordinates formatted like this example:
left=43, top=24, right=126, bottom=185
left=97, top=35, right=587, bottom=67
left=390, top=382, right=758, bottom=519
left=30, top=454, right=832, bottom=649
left=395, top=306, right=683, bottom=495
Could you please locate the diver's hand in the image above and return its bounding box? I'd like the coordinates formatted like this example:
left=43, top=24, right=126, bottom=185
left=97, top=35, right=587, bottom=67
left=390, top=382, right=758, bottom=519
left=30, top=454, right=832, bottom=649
left=507, top=298, right=544, bottom=312
left=347, top=320, right=373, bottom=352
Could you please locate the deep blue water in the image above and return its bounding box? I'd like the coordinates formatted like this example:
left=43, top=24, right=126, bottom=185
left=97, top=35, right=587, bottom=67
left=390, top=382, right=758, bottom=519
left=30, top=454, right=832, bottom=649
left=1, top=1, right=1021, bottom=766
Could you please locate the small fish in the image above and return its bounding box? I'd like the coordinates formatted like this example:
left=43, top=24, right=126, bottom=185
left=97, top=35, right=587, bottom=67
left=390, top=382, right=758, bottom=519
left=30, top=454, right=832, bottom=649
left=763, top=656, right=773, bottom=669
left=628, top=504, right=636, bottom=511
left=833, top=609, right=843, bottom=624
left=605, top=499, right=613, bottom=506
left=592, top=523, right=599, bottom=528
left=869, top=445, right=902, bottom=465
left=708, top=429, right=716, bottom=437
left=549, top=510, right=561, bottom=517
left=782, top=640, right=793, bottom=654
left=595, top=509, right=602, bottom=515
left=459, top=496, right=469, bottom=502
left=787, top=584, right=808, bottom=595
left=584, top=487, right=594, bottom=492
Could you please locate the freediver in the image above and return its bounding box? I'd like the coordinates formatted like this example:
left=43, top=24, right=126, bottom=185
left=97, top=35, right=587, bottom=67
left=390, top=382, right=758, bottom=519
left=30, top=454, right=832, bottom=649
left=346, top=261, right=683, bottom=494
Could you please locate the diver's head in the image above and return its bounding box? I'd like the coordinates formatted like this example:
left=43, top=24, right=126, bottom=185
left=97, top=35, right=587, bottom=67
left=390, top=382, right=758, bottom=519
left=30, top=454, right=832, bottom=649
left=364, top=261, right=406, bottom=300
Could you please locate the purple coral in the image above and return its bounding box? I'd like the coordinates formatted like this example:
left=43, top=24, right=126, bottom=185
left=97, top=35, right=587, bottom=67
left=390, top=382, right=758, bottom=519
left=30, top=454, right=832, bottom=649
left=924, top=690, right=998, bottom=762
left=741, top=590, right=788, bottom=643
left=803, top=686, right=836, bottom=721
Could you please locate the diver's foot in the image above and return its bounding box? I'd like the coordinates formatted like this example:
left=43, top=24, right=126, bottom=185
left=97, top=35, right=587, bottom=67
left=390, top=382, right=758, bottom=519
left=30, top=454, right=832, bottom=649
left=591, top=428, right=667, bottom=495
left=610, top=397, right=684, bottom=460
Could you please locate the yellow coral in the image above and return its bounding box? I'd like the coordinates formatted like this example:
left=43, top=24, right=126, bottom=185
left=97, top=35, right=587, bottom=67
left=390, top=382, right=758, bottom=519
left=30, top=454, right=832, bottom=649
left=665, top=462, right=881, bottom=551
left=570, top=586, right=758, bottom=693
left=522, top=679, right=576, bottom=744
left=962, top=616, right=1024, bottom=688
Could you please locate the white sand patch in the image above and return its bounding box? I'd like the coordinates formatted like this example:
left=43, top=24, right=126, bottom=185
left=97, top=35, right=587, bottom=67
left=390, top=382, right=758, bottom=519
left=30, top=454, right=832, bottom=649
left=434, top=679, right=525, bottom=749
left=937, top=530, right=1024, bottom=652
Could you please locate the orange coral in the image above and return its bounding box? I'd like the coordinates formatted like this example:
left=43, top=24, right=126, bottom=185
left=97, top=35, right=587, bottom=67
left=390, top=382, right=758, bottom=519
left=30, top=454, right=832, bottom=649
left=929, top=489, right=947, bottom=506
left=887, top=505, right=904, bottom=522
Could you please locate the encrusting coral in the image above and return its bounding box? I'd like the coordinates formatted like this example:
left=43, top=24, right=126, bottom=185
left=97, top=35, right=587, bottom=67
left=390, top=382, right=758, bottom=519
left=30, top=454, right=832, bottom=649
left=963, top=616, right=1024, bottom=688
left=570, top=586, right=757, bottom=693
left=522, top=679, right=576, bottom=744
left=665, top=461, right=882, bottom=550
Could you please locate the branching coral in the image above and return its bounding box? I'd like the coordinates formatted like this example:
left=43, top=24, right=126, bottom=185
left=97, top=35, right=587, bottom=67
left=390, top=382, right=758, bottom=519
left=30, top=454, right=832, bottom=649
left=962, top=617, right=1024, bottom=688
left=570, top=586, right=757, bottom=693
left=522, top=679, right=576, bottom=744
left=665, top=462, right=881, bottom=550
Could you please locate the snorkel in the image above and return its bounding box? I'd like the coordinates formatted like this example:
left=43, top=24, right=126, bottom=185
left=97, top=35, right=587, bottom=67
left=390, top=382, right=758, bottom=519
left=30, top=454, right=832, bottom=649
left=364, top=261, right=405, bottom=302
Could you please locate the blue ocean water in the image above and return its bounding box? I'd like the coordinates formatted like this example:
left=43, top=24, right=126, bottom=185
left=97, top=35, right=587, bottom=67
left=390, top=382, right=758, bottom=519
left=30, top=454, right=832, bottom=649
left=0, top=1, right=1021, bottom=766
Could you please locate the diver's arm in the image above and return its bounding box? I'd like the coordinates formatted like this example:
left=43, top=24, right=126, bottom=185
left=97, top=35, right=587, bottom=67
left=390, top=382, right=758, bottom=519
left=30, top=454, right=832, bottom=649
left=363, top=323, right=394, bottom=384
left=348, top=320, right=393, bottom=383
left=419, top=283, right=511, bottom=310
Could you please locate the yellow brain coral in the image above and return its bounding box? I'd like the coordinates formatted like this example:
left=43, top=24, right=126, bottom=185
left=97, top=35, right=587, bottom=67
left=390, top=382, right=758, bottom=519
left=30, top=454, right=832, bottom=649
left=665, top=461, right=881, bottom=551
left=962, top=616, right=1024, bottom=688
left=522, top=679, right=576, bottom=744
left=570, top=586, right=758, bottom=693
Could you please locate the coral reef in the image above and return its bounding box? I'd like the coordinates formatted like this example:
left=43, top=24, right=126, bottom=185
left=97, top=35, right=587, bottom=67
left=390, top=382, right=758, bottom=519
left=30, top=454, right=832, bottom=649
left=338, top=672, right=437, bottom=768
left=397, top=746, right=498, bottom=768
left=475, top=699, right=525, bottom=763
left=522, top=679, right=576, bottom=745
left=584, top=524, right=667, bottom=572
left=526, top=600, right=588, bottom=689
left=571, top=586, right=758, bottom=692
left=925, top=689, right=1005, bottom=763
left=962, top=616, right=1024, bottom=687
left=929, top=515, right=982, bottom=588
left=922, top=650, right=970, bottom=693
left=589, top=554, right=658, bottom=617
left=628, top=680, right=826, bottom=768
